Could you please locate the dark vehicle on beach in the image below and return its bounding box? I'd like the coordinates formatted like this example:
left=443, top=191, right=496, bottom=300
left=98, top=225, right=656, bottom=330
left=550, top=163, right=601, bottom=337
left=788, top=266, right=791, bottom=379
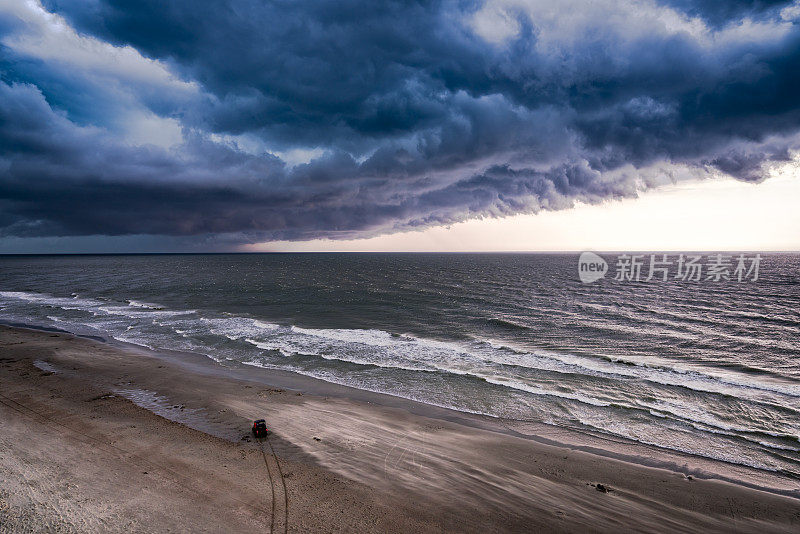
left=252, top=419, right=268, bottom=438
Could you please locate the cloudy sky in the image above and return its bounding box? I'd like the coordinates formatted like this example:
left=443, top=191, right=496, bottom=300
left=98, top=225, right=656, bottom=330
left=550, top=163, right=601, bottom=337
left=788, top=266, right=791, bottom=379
left=1, top=0, right=799, bottom=253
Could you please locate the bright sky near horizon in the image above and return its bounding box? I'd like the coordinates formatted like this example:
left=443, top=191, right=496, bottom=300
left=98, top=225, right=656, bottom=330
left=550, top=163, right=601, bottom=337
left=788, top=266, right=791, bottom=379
left=247, top=169, right=800, bottom=253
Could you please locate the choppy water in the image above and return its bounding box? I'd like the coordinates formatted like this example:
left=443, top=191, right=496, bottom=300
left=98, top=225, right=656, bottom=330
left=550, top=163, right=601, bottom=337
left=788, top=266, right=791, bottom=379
left=1, top=253, right=798, bottom=482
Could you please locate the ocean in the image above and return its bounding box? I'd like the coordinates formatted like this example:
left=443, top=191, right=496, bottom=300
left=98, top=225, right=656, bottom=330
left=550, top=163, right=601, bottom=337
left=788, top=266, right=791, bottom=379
left=1, top=253, right=798, bottom=484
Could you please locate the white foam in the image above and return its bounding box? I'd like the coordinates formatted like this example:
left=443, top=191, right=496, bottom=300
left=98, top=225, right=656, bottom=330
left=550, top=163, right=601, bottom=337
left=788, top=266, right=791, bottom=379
left=127, top=300, right=165, bottom=310
left=757, top=441, right=800, bottom=452
left=481, top=376, right=613, bottom=407
left=0, top=290, right=104, bottom=310
left=478, top=336, right=800, bottom=399
left=201, top=316, right=280, bottom=341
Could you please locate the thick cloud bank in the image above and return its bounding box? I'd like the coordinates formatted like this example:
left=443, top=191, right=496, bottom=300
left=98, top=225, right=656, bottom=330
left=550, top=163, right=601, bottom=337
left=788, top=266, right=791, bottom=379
left=1, top=0, right=799, bottom=244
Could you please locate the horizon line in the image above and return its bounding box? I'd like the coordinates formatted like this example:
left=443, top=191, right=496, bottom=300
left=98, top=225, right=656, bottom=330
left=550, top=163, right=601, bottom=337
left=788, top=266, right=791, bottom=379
left=1, top=250, right=798, bottom=256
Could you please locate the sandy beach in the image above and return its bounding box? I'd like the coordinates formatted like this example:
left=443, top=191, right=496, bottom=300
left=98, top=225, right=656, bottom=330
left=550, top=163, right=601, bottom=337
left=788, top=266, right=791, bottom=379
left=1, top=324, right=799, bottom=533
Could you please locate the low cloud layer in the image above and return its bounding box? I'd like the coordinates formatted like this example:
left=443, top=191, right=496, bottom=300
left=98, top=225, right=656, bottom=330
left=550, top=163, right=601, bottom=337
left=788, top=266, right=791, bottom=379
left=1, top=0, right=800, bottom=246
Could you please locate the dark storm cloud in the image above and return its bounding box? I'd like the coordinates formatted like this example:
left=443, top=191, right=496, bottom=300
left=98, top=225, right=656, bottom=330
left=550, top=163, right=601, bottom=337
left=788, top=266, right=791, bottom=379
left=662, top=1, right=793, bottom=26
left=2, top=0, right=800, bottom=245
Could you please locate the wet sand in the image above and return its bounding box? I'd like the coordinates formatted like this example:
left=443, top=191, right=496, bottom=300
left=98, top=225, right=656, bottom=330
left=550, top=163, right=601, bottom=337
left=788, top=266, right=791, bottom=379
left=1, top=325, right=799, bottom=532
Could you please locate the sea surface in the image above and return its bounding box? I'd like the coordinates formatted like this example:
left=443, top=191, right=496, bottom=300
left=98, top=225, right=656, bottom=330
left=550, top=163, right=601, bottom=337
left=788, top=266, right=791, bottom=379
left=1, top=253, right=799, bottom=484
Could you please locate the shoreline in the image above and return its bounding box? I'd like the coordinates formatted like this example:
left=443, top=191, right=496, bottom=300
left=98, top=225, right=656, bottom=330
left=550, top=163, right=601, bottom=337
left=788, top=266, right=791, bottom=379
left=4, top=319, right=798, bottom=499
left=2, top=324, right=800, bottom=532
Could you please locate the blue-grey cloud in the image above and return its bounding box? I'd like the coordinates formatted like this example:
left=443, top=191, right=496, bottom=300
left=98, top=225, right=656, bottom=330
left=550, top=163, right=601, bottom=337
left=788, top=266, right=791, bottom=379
left=1, top=0, right=800, bottom=247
